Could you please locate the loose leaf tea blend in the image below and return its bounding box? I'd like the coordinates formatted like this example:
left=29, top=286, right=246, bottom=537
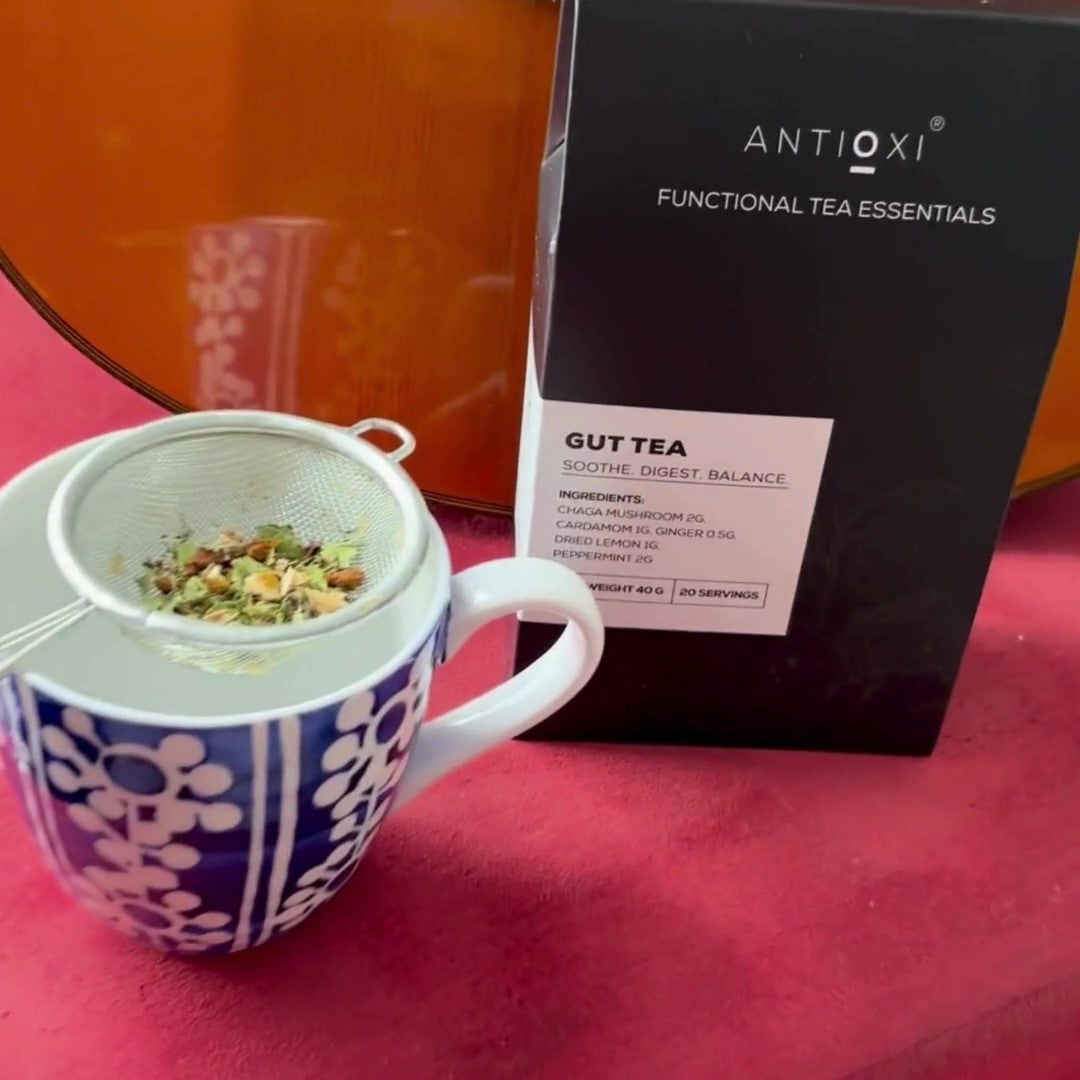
left=138, top=525, right=365, bottom=625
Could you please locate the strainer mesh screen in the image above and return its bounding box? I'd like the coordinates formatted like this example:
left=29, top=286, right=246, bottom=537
left=67, top=429, right=408, bottom=671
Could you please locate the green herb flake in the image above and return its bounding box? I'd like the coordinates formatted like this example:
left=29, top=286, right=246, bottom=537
left=173, top=540, right=198, bottom=568
left=253, top=524, right=305, bottom=561
left=303, top=564, right=328, bottom=591
left=182, top=577, right=209, bottom=602
left=320, top=543, right=358, bottom=569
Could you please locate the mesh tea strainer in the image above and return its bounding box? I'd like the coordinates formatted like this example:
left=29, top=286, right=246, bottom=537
left=0, top=411, right=428, bottom=676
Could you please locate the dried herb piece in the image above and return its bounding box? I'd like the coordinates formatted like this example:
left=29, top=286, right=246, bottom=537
left=327, top=568, right=364, bottom=590
left=137, top=524, right=365, bottom=625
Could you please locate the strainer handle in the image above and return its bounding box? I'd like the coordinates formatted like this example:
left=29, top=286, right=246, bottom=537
left=389, top=558, right=604, bottom=810
left=347, top=418, right=416, bottom=463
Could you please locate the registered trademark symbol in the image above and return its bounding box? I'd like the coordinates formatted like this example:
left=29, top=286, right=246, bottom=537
left=929, top=115, right=946, bottom=132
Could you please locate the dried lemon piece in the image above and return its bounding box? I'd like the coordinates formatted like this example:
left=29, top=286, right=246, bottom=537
left=244, top=571, right=282, bottom=601
left=203, top=609, right=239, bottom=624
left=304, top=588, right=348, bottom=616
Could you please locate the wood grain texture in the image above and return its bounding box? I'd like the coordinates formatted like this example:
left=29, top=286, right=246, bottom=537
left=0, top=0, right=1074, bottom=506
left=0, top=0, right=557, bottom=509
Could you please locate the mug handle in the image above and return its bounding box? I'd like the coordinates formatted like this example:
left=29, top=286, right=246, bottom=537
left=390, top=558, right=604, bottom=809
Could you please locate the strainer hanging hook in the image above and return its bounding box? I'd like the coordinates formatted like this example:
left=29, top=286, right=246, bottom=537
left=348, top=417, right=416, bottom=463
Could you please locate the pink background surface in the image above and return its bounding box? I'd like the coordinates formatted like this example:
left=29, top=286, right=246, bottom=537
left=2, top=275, right=1080, bottom=1078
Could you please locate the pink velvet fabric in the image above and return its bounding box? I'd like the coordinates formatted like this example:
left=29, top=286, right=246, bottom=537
left=2, top=276, right=1080, bottom=1078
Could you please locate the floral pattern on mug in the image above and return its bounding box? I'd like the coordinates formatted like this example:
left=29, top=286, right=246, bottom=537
left=42, top=709, right=241, bottom=952
left=0, top=608, right=449, bottom=954
left=267, top=630, right=438, bottom=937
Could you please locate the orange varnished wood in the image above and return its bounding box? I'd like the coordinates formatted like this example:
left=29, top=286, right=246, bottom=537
left=0, top=0, right=557, bottom=509
left=1015, top=245, right=1080, bottom=495
left=0, top=1, right=1074, bottom=506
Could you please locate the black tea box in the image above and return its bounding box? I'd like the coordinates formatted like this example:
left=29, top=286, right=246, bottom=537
left=513, top=0, right=1080, bottom=754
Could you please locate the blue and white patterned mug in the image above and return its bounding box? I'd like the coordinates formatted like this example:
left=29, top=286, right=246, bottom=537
left=0, top=435, right=603, bottom=954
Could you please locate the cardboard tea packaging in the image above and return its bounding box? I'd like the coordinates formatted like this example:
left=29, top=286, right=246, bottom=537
left=513, top=0, right=1080, bottom=754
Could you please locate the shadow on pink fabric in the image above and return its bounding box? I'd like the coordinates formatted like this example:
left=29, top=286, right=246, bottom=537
left=848, top=974, right=1080, bottom=1079
left=1, top=275, right=1079, bottom=1079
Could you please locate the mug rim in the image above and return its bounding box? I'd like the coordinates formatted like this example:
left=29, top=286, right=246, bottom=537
left=2, top=431, right=452, bottom=730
